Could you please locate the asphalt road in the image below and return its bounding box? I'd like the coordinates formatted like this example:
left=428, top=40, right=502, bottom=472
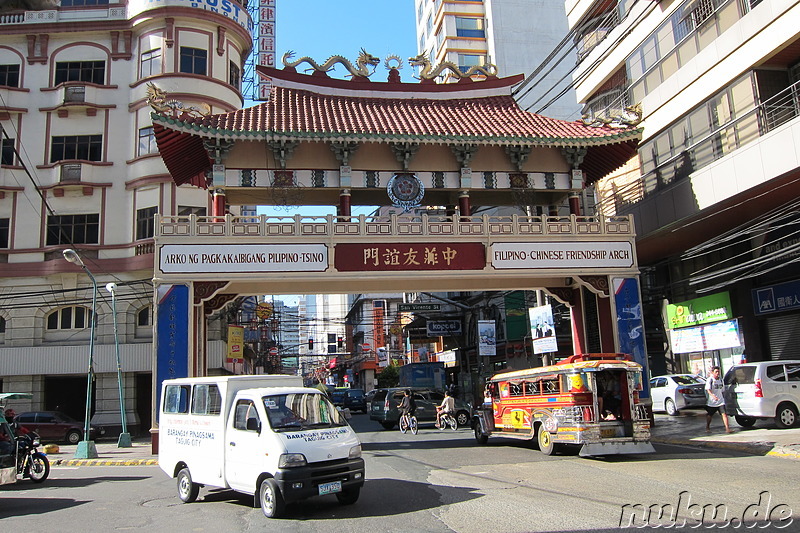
left=2, top=413, right=798, bottom=532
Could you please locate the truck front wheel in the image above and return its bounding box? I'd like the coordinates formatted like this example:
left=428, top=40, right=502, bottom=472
left=177, top=468, right=199, bottom=503
left=259, top=478, right=285, bottom=518
left=336, top=486, right=360, bottom=505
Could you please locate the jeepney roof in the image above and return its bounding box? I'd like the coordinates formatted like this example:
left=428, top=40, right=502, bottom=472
left=491, top=359, right=641, bottom=382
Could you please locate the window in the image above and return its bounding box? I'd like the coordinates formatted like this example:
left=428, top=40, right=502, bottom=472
left=164, top=384, right=190, bottom=414
left=136, top=206, right=157, bottom=240
left=1, top=137, right=15, bottom=166
left=140, top=49, right=162, bottom=78
left=0, top=316, right=5, bottom=334
left=51, top=135, right=102, bottom=163
left=137, top=306, right=152, bottom=327
left=457, top=54, right=485, bottom=73
left=229, top=61, right=240, bottom=88
left=766, top=365, right=786, bottom=381
left=61, top=0, right=109, bottom=5
left=191, top=384, right=222, bottom=415
left=179, top=47, right=207, bottom=75
left=0, top=64, right=20, bottom=88
left=137, top=126, right=157, bottom=157
left=177, top=206, right=206, bottom=221
left=54, top=61, right=105, bottom=85
left=46, top=306, right=94, bottom=330
left=233, top=399, right=260, bottom=431
left=0, top=218, right=9, bottom=248
left=46, top=214, right=99, bottom=245
left=455, top=17, right=485, bottom=38
left=786, top=364, right=800, bottom=382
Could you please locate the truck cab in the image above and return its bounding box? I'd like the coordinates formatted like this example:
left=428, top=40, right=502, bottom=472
left=158, top=376, right=365, bottom=518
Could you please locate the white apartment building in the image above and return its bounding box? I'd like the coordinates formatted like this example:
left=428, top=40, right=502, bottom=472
left=0, top=0, right=252, bottom=436
left=414, top=0, right=581, bottom=120
left=567, top=0, right=800, bottom=371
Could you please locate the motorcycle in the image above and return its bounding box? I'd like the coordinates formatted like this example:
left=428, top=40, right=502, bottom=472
left=15, top=432, right=49, bottom=483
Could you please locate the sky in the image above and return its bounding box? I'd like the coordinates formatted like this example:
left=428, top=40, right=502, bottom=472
left=259, top=2, right=418, bottom=302
left=257, top=0, right=418, bottom=220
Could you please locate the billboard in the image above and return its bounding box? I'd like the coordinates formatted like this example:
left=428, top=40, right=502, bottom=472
left=528, top=304, right=558, bottom=354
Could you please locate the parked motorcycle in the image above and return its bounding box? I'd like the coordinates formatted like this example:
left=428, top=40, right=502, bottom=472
left=16, top=432, right=49, bottom=483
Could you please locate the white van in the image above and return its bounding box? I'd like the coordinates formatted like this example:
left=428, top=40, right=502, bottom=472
left=158, top=375, right=365, bottom=518
left=723, top=361, right=800, bottom=429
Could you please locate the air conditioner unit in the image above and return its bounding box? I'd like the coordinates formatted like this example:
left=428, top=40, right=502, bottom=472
left=60, top=163, right=81, bottom=181
left=64, top=85, right=86, bottom=103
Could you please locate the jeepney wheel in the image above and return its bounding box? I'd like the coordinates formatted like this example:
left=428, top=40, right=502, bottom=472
left=259, top=478, right=285, bottom=518
left=734, top=415, right=757, bottom=428
left=336, top=486, right=360, bottom=505
left=177, top=468, right=199, bottom=503
left=474, top=424, right=488, bottom=445
left=537, top=428, right=555, bottom=456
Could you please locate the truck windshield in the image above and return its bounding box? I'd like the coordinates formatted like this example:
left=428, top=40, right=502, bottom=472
left=263, top=393, right=347, bottom=430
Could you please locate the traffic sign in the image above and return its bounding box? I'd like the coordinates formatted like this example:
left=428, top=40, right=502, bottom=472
left=269, top=347, right=278, bottom=356
left=398, top=303, right=441, bottom=312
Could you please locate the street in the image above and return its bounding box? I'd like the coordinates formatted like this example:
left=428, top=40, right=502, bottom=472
left=1, top=414, right=798, bottom=532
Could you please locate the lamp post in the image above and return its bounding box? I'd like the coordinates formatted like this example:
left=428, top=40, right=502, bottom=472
left=106, top=283, right=132, bottom=447
left=62, top=249, right=98, bottom=459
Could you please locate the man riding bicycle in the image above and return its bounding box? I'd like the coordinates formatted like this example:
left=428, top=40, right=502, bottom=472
left=435, top=390, right=455, bottom=428
left=398, top=389, right=416, bottom=424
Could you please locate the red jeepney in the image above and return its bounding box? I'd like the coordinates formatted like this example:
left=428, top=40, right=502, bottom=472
left=473, top=354, right=654, bottom=456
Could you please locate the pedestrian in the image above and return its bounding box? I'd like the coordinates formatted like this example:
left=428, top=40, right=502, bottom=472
left=705, top=366, right=731, bottom=433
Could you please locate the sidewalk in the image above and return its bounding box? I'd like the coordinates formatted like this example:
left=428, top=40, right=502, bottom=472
left=649, top=410, right=800, bottom=460
left=46, top=438, right=158, bottom=467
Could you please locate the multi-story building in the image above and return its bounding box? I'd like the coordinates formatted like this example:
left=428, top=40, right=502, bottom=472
left=0, top=0, right=252, bottom=435
left=414, top=0, right=581, bottom=120
left=568, top=0, right=800, bottom=373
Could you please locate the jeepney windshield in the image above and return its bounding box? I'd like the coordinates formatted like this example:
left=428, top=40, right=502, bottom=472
left=263, top=392, right=347, bottom=431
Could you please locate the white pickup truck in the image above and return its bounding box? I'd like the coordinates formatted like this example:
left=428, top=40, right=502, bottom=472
left=158, top=375, right=365, bottom=518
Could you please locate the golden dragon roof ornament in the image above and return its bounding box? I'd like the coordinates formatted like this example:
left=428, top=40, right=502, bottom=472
left=145, top=82, right=211, bottom=118
left=409, top=52, right=498, bottom=80
left=282, top=49, right=381, bottom=78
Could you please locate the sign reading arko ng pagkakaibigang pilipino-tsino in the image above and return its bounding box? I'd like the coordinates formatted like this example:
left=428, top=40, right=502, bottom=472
left=159, top=244, right=328, bottom=273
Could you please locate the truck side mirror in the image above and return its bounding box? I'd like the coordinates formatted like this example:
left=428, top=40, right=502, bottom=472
left=246, top=417, right=260, bottom=432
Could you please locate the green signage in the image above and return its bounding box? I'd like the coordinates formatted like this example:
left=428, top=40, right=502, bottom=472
left=666, top=292, right=733, bottom=329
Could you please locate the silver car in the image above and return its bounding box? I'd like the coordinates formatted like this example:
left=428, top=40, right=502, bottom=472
left=649, top=374, right=707, bottom=415
left=723, top=361, right=800, bottom=428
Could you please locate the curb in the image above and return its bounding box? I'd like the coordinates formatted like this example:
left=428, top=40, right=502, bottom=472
left=651, top=435, right=798, bottom=459
left=53, top=458, right=159, bottom=467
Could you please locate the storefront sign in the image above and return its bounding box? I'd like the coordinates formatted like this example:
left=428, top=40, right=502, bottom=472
left=753, top=280, right=800, bottom=315
left=159, top=244, right=328, bottom=273
left=427, top=320, right=462, bottom=336
left=491, top=241, right=634, bottom=269
left=670, top=319, right=741, bottom=354
left=666, top=292, right=733, bottom=329
left=227, top=325, right=244, bottom=363
left=334, top=243, right=485, bottom=271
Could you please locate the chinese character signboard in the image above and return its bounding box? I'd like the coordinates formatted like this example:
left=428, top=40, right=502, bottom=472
left=256, top=0, right=275, bottom=101
left=753, top=280, right=800, bottom=315
left=334, top=243, right=485, bottom=271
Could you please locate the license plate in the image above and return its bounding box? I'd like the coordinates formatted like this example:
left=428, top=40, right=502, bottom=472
left=318, top=481, right=342, bottom=495
left=601, top=428, right=618, bottom=438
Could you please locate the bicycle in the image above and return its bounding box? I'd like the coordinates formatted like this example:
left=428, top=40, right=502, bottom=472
left=398, top=412, right=418, bottom=435
left=436, top=412, right=457, bottom=431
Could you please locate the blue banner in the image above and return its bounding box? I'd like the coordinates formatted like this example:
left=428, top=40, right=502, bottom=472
left=613, top=277, right=650, bottom=399
left=156, top=284, right=190, bottom=420
left=753, top=279, right=800, bottom=315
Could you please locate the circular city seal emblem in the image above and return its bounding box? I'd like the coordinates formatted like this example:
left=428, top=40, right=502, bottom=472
left=387, top=172, right=424, bottom=212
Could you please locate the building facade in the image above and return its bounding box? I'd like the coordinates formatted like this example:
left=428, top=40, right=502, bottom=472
left=0, top=0, right=252, bottom=434
left=567, top=0, right=800, bottom=373
left=414, top=0, right=581, bottom=120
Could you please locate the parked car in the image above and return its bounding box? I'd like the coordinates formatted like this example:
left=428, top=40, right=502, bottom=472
left=723, top=361, right=800, bottom=428
left=364, top=388, right=379, bottom=410
left=369, top=387, right=471, bottom=430
left=13, top=411, right=104, bottom=444
left=343, top=388, right=367, bottom=413
left=329, top=387, right=348, bottom=407
left=650, top=374, right=707, bottom=415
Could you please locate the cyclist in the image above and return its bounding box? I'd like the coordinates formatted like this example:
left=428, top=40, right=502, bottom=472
left=435, top=390, right=455, bottom=428
left=398, top=389, right=416, bottom=428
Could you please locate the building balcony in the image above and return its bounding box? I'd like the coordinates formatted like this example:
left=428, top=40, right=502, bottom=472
left=603, top=80, right=800, bottom=240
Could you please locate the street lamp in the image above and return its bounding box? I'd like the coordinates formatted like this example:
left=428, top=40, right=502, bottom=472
left=106, top=283, right=132, bottom=448
left=62, top=249, right=98, bottom=459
